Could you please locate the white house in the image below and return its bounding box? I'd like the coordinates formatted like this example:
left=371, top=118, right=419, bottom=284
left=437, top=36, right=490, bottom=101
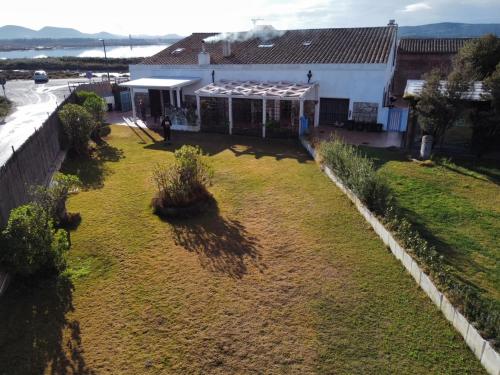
left=123, top=24, right=399, bottom=137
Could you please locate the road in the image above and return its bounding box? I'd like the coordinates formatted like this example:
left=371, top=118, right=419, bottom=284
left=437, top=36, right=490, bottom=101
left=0, top=79, right=74, bottom=165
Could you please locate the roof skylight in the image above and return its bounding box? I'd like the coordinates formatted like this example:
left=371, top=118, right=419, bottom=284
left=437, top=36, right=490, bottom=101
left=258, top=43, right=274, bottom=48
left=171, top=48, right=185, bottom=55
left=302, top=41, right=312, bottom=46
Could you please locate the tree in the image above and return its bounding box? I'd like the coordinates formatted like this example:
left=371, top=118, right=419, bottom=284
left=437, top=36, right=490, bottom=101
left=470, top=63, right=500, bottom=156
left=450, top=35, right=500, bottom=156
left=452, top=34, right=500, bottom=81
left=58, top=103, right=95, bottom=155
left=30, top=173, right=81, bottom=225
left=0, top=203, right=70, bottom=276
left=415, top=69, right=462, bottom=155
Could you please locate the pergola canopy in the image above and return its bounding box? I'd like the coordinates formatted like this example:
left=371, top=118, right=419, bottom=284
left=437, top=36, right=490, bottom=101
left=120, top=77, right=200, bottom=90
left=195, top=80, right=318, bottom=100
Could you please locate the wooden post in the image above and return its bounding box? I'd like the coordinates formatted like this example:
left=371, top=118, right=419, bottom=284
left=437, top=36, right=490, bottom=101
left=170, top=89, right=174, bottom=106
left=228, top=96, right=233, bottom=135
left=262, top=98, right=267, bottom=138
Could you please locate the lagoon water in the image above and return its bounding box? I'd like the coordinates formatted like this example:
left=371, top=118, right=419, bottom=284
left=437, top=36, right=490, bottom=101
left=0, top=44, right=170, bottom=59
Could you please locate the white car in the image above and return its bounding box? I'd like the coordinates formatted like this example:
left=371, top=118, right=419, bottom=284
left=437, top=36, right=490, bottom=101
left=33, top=70, right=49, bottom=83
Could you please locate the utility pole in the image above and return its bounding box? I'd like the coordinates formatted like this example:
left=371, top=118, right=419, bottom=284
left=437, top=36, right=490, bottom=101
left=99, top=39, right=111, bottom=82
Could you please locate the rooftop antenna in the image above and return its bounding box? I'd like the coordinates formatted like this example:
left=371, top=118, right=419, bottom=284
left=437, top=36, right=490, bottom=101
left=251, top=18, right=264, bottom=28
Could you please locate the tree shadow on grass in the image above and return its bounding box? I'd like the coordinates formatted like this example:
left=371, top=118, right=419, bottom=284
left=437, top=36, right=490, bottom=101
left=0, top=276, right=95, bottom=375
left=143, top=131, right=312, bottom=163
left=60, top=142, right=124, bottom=190
left=170, top=206, right=265, bottom=279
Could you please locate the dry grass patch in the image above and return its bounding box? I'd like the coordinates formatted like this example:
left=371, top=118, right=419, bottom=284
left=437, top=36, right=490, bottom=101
left=0, top=126, right=485, bottom=374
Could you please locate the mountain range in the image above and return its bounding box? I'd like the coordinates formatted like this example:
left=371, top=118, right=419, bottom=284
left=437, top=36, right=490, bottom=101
left=0, top=22, right=499, bottom=40
left=398, top=22, right=500, bottom=38
left=0, top=25, right=182, bottom=40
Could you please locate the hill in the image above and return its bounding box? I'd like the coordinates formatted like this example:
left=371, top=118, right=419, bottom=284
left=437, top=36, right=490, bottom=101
left=399, top=22, right=500, bottom=38
left=0, top=25, right=183, bottom=40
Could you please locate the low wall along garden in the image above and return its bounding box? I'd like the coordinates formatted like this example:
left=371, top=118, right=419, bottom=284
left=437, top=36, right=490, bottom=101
left=299, top=137, right=500, bottom=375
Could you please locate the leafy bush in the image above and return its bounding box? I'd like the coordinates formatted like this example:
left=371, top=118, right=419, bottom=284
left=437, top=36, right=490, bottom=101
left=58, top=103, right=95, bottom=155
left=31, top=173, right=82, bottom=225
left=83, top=96, right=106, bottom=126
left=152, top=145, right=213, bottom=213
left=0, top=203, right=70, bottom=276
left=0, top=96, right=12, bottom=118
left=318, top=137, right=390, bottom=214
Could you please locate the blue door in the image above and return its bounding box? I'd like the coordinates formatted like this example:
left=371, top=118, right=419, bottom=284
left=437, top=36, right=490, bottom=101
left=120, top=91, right=132, bottom=112
left=387, top=108, right=408, bottom=132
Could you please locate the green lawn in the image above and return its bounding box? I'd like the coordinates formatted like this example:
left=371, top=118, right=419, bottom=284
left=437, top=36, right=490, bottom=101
left=0, top=126, right=485, bottom=374
left=362, top=147, right=500, bottom=306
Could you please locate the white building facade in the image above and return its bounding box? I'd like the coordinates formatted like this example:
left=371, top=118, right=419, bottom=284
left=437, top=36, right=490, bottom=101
left=125, top=26, right=398, bottom=137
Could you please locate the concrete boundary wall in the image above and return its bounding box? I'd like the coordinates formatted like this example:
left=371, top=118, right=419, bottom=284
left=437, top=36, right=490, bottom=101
left=299, top=137, right=500, bottom=375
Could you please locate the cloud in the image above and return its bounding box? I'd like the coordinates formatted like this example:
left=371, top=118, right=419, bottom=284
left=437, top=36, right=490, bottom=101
left=400, top=2, right=432, bottom=12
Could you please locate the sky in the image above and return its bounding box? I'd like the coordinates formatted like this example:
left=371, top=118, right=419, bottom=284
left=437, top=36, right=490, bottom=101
left=2, top=0, right=500, bottom=36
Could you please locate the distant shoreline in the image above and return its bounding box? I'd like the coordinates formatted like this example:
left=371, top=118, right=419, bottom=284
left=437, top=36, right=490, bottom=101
left=0, top=56, right=140, bottom=80
left=0, top=38, right=179, bottom=52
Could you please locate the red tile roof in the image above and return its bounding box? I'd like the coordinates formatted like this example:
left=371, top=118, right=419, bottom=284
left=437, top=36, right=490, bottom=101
left=141, top=27, right=397, bottom=66
left=398, top=38, right=472, bottom=54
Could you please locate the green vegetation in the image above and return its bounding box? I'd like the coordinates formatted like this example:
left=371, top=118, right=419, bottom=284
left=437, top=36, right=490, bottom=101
left=318, top=137, right=390, bottom=214
left=0, top=203, right=69, bottom=277
left=152, top=145, right=214, bottom=217
left=0, top=126, right=484, bottom=374
left=363, top=146, right=500, bottom=325
left=30, top=173, right=82, bottom=226
left=0, top=96, right=12, bottom=118
left=58, top=103, right=95, bottom=155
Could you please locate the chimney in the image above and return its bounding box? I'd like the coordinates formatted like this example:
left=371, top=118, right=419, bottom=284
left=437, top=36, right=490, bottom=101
left=388, top=19, right=396, bottom=26
left=198, top=40, right=211, bottom=65
left=222, top=40, right=232, bottom=57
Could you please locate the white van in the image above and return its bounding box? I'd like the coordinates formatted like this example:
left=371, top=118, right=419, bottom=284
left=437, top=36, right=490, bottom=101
left=33, top=70, right=49, bottom=83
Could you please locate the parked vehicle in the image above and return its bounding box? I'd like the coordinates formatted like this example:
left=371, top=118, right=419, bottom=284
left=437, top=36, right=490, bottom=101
left=33, top=70, right=48, bottom=83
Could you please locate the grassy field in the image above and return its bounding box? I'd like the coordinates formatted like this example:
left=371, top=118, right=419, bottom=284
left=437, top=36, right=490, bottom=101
left=0, top=126, right=485, bottom=374
left=362, top=147, right=500, bottom=306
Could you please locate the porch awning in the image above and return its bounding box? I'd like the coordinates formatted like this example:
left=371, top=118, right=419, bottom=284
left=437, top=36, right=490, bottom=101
left=120, top=77, right=200, bottom=90
left=195, top=80, right=317, bottom=100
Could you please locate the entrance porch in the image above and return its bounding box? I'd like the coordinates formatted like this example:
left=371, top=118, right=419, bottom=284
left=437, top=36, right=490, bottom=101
left=120, top=77, right=200, bottom=131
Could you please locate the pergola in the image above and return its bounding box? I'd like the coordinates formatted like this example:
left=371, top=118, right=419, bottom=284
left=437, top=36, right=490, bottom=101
left=195, top=80, right=320, bottom=137
left=120, top=77, right=200, bottom=119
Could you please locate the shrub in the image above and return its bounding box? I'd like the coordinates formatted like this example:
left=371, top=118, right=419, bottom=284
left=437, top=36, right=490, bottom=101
left=318, top=137, right=390, bottom=214
left=30, top=173, right=82, bottom=225
left=80, top=93, right=106, bottom=134
left=0, top=203, right=70, bottom=276
left=58, top=103, right=95, bottom=155
left=0, top=96, right=12, bottom=119
left=152, top=145, right=213, bottom=215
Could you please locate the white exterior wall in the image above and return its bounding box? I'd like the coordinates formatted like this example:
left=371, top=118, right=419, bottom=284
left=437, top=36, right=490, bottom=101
left=130, top=60, right=394, bottom=126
